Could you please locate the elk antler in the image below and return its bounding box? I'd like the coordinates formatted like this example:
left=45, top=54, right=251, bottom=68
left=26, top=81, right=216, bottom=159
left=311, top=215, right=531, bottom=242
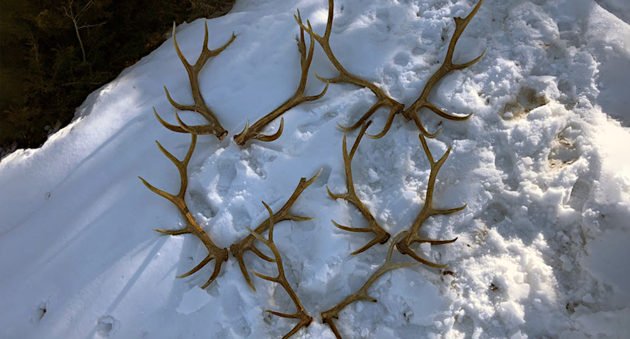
left=395, top=134, right=465, bottom=268
left=297, top=0, right=484, bottom=138
left=295, top=0, right=404, bottom=139
left=139, top=120, right=228, bottom=289
left=233, top=11, right=328, bottom=146
left=327, top=121, right=390, bottom=255
left=321, top=233, right=416, bottom=339
left=154, top=21, right=236, bottom=140
left=230, top=171, right=320, bottom=290
left=250, top=202, right=313, bottom=339
left=401, top=0, right=485, bottom=137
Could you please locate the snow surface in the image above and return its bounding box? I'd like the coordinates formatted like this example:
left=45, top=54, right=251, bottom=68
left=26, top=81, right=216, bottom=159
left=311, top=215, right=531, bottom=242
left=1, top=0, right=630, bottom=338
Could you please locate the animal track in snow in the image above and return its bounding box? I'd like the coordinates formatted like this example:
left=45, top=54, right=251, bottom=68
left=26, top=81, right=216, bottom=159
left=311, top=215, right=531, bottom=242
left=568, top=178, right=591, bottom=212
left=296, top=110, right=338, bottom=134
left=494, top=150, right=519, bottom=191
left=216, top=157, right=237, bottom=195
left=96, top=315, right=117, bottom=337
left=230, top=204, right=252, bottom=231
left=501, top=87, right=549, bottom=120
left=239, top=148, right=274, bottom=179
left=189, top=189, right=218, bottom=218
left=314, top=164, right=332, bottom=188
left=548, top=126, right=580, bottom=170
left=482, top=201, right=509, bottom=226
left=393, top=52, right=411, bottom=67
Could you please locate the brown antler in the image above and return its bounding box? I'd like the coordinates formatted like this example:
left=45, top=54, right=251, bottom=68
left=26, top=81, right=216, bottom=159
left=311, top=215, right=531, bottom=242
left=139, top=119, right=228, bottom=289
left=400, top=0, right=484, bottom=137
left=250, top=202, right=313, bottom=339
left=297, top=0, right=484, bottom=138
left=154, top=21, right=236, bottom=140
left=395, top=134, right=465, bottom=268
left=321, top=233, right=416, bottom=339
left=233, top=11, right=328, bottom=146
left=230, top=172, right=320, bottom=290
left=327, top=121, right=390, bottom=255
left=295, top=0, right=404, bottom=138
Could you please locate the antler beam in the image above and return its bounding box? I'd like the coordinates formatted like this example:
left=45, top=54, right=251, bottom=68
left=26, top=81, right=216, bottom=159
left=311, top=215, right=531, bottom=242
left=139, top=120, right=228, bottom=289
left=395, top=134, right=465, bottom=268
left=230, top=172, right=320, bottom=290
left=233, top=11, right=328, bottom=146
left=250, top=202, right=313, bottom=339
left=155, top=22, right=236, bottom=140
left=327, top=121, right=390, bottom=255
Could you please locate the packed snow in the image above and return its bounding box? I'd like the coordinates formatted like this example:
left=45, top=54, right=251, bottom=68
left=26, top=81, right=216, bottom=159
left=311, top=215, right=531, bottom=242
left=1, top=0, right=629, bottom=338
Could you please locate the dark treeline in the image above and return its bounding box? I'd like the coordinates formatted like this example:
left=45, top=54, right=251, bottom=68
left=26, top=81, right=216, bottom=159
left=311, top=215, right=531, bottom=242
left=0, top=0, right=234, bottom=155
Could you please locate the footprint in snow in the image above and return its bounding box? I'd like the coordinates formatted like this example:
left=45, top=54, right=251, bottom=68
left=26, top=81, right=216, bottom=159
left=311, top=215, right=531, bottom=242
left=296, top=110, right=338, bottom=135
left=216, top=157, right=237, bottom=195
left=96, top=315, right=118, bottom=337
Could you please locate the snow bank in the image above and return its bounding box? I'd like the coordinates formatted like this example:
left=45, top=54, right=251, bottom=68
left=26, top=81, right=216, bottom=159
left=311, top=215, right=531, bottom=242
left=1, top=0, right=629, bottom=338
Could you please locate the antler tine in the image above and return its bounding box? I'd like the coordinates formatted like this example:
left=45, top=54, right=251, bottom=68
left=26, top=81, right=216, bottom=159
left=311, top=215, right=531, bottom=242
left=172, top=22, right=191, bottom=68
left=160, top=21, right=234, bottom=140
left=154, top=108, right=224, bottom=135
left=154, top=108, right=187, bottom=134
left=402, top=0, right=484, bottom=137
left=321, top=233, right=416, bottom=339
left=230, top=171, right=320, bottom=290
left=296, top=0, right=405, bottom=139
left=365, top=105, right=400, bottom=139
left=139, top=123, right=228, bottom=289
left=252, top=117, right=285, bottom=144
left=250, top=202, right=313, bottom=339
left=395, top=134, right=466, bottom=268
left=327, top=121, right=390, bottom=255
left=296, top=10, right=307, bottom=64
left=348, top=120, right=369, bottom=159
left=336, top=101, right=384, bottom=133
left=444, top=0, right=484, bottom=70
left=234, top=14, right=328, bottom=146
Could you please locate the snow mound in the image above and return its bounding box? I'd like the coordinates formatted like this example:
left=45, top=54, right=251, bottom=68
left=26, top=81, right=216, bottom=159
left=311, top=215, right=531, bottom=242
left=1, top=0, right=629, bottom=338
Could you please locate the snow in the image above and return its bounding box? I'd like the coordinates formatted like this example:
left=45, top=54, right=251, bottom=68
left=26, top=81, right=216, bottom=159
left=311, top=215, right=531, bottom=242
left=1, top=0, right=630, bottom=338
left=176, top=287, right=212, bottom=315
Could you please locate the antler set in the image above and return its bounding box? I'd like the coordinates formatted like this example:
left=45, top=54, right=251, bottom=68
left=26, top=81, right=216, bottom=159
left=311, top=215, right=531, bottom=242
left=142, top=0, right=483, bottom=337
left=141, top=114, right=318, bottom=337
left=297, top=0, right=484, bottom=138
left=327, top=122, right=465, bottom=262
left=141, top=115, right=319, bottom=289
left=318, top=121, right=465, bottom=338
left=155, top=12, right=327, bottom=146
